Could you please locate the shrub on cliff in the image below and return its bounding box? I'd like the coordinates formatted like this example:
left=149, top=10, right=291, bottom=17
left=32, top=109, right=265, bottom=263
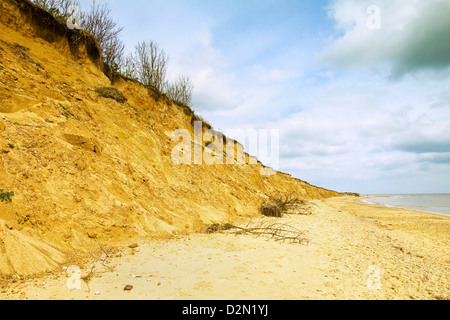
left=31, top=0, right=125, bottom=70
left=32, top=0, right=196, bottom=112
left=0, top=189, right=14, bottom=203
left=165, top=75, right=194, bottom=107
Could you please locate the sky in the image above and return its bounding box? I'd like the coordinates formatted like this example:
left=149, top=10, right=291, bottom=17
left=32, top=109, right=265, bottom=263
left=77, top=0, right=450, bottom=195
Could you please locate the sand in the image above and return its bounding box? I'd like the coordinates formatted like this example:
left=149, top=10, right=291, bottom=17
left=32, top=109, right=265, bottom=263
left=1, top=196, right=449, bottom=300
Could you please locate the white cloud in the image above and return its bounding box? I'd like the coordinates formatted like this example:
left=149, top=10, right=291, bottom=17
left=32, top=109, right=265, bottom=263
left=191, top=68, right=244, bottom=112
left=268, top=71, right=450, bottom=193
left=320, top=0, right=450, bottom=77
left=250, top=65, right=302, bottom=83
left=390, top=122, right=450, bottom=154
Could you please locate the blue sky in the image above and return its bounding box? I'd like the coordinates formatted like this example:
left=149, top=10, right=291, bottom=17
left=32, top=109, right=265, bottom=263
left=78, top=0, right=450, bottom=194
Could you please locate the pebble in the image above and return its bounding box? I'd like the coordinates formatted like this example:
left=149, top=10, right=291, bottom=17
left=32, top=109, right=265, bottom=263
left=124, top=285, right=133, bottom=291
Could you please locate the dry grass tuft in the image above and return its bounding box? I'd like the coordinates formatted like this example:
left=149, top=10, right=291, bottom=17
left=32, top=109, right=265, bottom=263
left=260, top=192, right=312, bottom=217
left=260, top=201, right=283, bottom=217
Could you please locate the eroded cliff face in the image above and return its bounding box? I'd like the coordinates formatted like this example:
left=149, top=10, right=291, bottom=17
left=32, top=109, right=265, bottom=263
left=0, top=0, right=340, bottom=276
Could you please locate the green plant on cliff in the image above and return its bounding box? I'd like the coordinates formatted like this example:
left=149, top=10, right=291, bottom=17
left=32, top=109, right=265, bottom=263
left=95, top=87, right=127, bottom=103
left=48, top=7, right=69, bottom=23
left=0, top=189, right=14, bottom=203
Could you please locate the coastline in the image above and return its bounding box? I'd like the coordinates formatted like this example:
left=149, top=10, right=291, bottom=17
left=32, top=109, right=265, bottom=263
left=360, top=194, right=450, bottom=217
left=1, top=196, right=449, bottom=300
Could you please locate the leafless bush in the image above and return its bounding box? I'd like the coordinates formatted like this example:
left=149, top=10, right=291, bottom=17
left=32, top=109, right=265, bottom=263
left=130, top=41, right=168, bottom=92
left=32, top=0, right=82, bottom=29
left=31, top=0, right=125, bottom=70
left=80, top=1, right=125, bottom=69
left=32, top=0, right=196, bottom=100
left=31, top=0, right=77, bottom=14
left=274, top=192, right=304, bottom=210
left=261, top=192, right=310, bottom=217
left=31, top=0, right=56, bottom=10
left=260, top=201, right=283, bottom=217
left=165, top=75, right=194, bottom=107
left=122, top=55, right=138, bottom=80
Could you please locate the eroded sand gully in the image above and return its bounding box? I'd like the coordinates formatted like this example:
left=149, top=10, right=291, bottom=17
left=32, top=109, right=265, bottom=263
left=1, top=197, right=448, bottom=300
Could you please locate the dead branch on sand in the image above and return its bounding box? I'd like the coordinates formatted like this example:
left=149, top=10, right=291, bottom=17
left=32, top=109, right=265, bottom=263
left=205, top=220, right=308, bottom=244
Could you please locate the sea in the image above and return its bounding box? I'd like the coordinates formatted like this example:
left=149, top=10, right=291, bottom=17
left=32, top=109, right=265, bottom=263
left=361, top=194, right=450, bottom=216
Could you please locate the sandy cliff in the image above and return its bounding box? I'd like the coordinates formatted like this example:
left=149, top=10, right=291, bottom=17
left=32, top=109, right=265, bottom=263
left=0, top=0, right=340, bottom=276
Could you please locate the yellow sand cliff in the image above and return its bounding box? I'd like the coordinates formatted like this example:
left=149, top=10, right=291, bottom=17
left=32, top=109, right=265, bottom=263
left=0, top=0, right=340, bottom=276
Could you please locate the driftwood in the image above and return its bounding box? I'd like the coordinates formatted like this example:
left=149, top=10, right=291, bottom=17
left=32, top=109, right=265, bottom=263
left=205, top=220, right=308, bottom=245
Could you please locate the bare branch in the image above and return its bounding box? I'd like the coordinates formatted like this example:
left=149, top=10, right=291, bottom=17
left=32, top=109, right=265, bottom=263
left=165, top=75, right=194, bottom=107
left=80, top=0, right=125, bottom=68
left=31, top=0, right=125, bottom=69
left=131, top=41, right=168, bottom=92
left=204, top=220, right=308, bottom=245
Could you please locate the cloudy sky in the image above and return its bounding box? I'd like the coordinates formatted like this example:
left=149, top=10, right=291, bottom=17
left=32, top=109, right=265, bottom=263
left=78, top=0, right=450, bottom=194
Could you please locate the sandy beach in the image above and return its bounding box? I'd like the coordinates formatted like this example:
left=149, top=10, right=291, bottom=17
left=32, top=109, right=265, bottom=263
left=1, top=196, right=449, bottom=300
